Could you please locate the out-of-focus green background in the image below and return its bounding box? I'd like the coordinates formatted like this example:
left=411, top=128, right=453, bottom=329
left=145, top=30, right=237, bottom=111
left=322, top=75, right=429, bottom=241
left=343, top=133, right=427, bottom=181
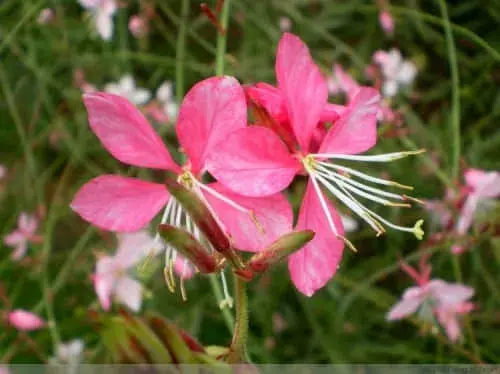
left=1, top=0, right=499, bottom=364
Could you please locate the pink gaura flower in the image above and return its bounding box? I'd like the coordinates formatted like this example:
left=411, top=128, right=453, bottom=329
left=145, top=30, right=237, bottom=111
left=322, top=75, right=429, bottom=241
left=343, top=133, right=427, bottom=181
left=37, top=8, right=55, bottom=25
left=379, top=10, right=394, bottom=36
left=4, top=213, right=43, bottom=260
left=7, top=310, right=46, bottom=331
left=373, top=49, right=417, bottom=97
left=93, top=231, right=156, bottom=311
left=327, top=64, right=360, bottom=100
left=129, top=15, right=148, bottom=38
left=78, top=0, right=117, bottom=41
left=387, top=257, right=474, bottom=342
left=207, top=33, right=423, bottom=296
left=71, top=76, right=293, bottom=300
left=456, top=168, right=500, bottom=235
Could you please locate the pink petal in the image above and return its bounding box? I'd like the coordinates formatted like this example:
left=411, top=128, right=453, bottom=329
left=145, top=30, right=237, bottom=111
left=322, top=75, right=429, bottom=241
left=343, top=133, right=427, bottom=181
left=435, top=307, right=461, bottom=342
left=115, top=277, right=142, bottom=312
left=94, top=257, right=116, bottom=311
left=203, top=182, right=293, bottom=252
left=83, top=92, right=179, bottom=171
left=71, top=175, right=169, bottom=232
left=319, top=87, right=380, bottom=155
left=19, top=213, right=38, bottom=236
left=428, top=280, right=474, bottom=305
left=464, top=168, right=500, bottom=198
left=11, top=242, right=28, bottom=261
left=456, top=195, right=478, bottom=235
left=320, top=103, right=345, bottom=123
left=4, top=231, right=25, bottom=247
left=176, top=76, right=247, bottom=174
left=288, top=181, right=344, bottom=296
left=379, top=11, right=394, bottom=36
left=246, top=83, right=287, bottom=122
left=387, top=297, right=423, bottom=321
left=276, top=33, right=328, bottom=152
left=174, top=255, right=195, bottom=279
left=8, top=310, right=45, bottom=331
left=115, top=231, right=157, bottom=269
left=206, top=126, right=301, bottom=197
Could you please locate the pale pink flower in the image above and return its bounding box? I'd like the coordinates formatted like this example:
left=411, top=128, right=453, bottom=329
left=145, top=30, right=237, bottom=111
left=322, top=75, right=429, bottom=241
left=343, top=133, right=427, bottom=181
left=8, top=310, right=45, bottom=331
left=93, top=231, right=155, bottom=311
left=155, top=81, right=178, bottom=123
left=327, top=64, right=360, bottom=99
left=208, top=33, right=423, bottom=296
left=279, top=17, right=292, bottom=32
left=379, top=10, right=394, bottom=36
left=78, top=0, right=117, bottom=41
left=373, top=49, right=417, bottom=97
left=56, top=339, right=85, bottom=364
left=435, top=301, right=474, bottom=342
left=4, top=213, right=42, bottom=260
left=37, top=8, right=55, bottom=24
left=0, top=164, right=7, bottom=179
left=387, top=258, right=474, bottom=342
left=129, top=15, right=148, bottom=38
left=0, top=366, right=11, bottom=374
left=456, top=168, right=500, bottom=235
left=104, top=75, right=151, bottom=105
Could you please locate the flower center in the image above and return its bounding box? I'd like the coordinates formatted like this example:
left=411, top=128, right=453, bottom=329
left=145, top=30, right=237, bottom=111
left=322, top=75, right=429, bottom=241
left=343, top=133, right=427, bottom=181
left=301, top=153, right=318, bottom=174
left=177, top=170, right=195, bottom=190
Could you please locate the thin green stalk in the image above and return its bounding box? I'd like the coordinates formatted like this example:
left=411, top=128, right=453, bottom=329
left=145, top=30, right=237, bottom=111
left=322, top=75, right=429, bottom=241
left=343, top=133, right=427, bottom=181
left=176, top=0, right=190, bottom=103
left=226, top=273, right=249, bottom=364
left=438, top=0, right=461, bottom=181
left=215, top=0, right=232, bottom=76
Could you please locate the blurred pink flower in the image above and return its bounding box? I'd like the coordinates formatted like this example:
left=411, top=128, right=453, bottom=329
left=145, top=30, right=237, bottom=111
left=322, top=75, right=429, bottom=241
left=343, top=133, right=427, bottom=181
left=78, top=0, right=117, bottom=41
left=8, top=310, right=46, bottom=331
left=379, top=10, right=394, bottom=36
left=93, top=231, right=156, bottom=311
left=387, top=257, right=474, bottom=342
left=0, top=366, right=11, bottom=374
left=456, top=168, right=500, bottom=235
left=279, top=17, right=292, bottom=32
left=129, top=15, right=148, bottom=38
left=4, top=213, right=42, bottom=260
left=0, top=164, right=7, bottom=179
left=373, top=49, right=417, bottom=97
left=37, top=8, right=55, bottom=24
left=327, top=64, right=360, bottom=100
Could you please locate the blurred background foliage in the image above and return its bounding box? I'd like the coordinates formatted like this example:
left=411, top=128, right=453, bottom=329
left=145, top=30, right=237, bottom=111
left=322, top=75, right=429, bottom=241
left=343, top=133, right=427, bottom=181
left=1, top=0, right=500, bottom=365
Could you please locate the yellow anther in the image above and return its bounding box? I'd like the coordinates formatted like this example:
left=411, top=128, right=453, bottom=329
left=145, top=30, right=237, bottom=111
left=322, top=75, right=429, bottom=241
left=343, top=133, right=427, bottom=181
left=250, top=210, right=265, bottom=234
left=180, top=277, right=187, bottom=302
left=177, top=171, right=195, bottom=190
left=302, top=154, right=318, bottom=174
left=413, top=219, right=425, bottom=240
left=164, top=267, right=175, bottom=293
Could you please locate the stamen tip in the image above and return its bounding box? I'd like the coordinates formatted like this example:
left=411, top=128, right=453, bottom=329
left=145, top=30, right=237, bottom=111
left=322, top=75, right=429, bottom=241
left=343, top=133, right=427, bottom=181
left=413, top=219, right=425, bottom=240
left=219, top=297, right=234, bottom=310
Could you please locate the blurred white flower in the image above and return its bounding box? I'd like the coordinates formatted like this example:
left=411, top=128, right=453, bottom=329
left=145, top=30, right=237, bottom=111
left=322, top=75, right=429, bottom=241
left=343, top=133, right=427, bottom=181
left=156, top=81, right=178, bottom=121
left=340, top=214, right=358, bottom=233
left=104, top=75, right=151, bottom=105
left=78, top=0, right=117, bottom=41
left=373, top=49, right=417, bottom=97
left=38, top=8, right=55, bottom=25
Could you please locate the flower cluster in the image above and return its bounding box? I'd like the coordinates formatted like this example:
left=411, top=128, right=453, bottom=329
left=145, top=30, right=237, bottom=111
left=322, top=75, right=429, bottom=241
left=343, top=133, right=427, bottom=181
left=71, top=32, right=424, bottom=304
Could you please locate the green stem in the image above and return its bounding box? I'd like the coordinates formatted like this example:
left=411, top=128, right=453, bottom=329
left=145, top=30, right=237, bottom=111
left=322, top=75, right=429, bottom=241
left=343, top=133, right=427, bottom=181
left=227, top=273, right=249, bottom=364
left=438, top=0, right=461, bottom=181
left=215, top=0, right=232, bottom=76
left=175, top=0, right=190, bottom=103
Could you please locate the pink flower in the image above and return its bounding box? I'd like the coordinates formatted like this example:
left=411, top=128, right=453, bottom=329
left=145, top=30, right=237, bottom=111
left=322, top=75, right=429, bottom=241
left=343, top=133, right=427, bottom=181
left=4, top=213, right=42, bottom=260
left=373, top=49, right=417, bottom=97
left=93, top=231, right=155, bottom=311
left=78, top=0, right=117, bottom=41
left=129, top=15, right=148, bottom=38
left=71, top=77, right=293, bottom=296
left=387, top=258, right=474, bottom=342
left=379, top=10, right=394, bottom=36
left=37, top=8, right=55, bottom=24
left=8, top=310, right=45, bottom=331
left=327, top=64, right=360, bottom=100
left=0, top=164, right=7, bottom=179
left=456, top=168, right=500, bottom=235
left=208, top=33, right=423, bottom=296
left=279, top=17, right=292, bottom=32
